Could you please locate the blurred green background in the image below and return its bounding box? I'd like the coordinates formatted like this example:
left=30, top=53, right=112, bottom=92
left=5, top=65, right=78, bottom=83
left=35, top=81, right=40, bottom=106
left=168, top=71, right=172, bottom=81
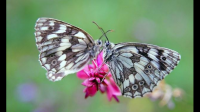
left=7, top=0, right=193, bottom=112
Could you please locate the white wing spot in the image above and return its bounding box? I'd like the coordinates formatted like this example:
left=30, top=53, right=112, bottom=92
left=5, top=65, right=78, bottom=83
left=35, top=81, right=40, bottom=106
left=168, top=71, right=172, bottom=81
left=47, top=34, right=58, bottom=40
left=60, top=43, right=71, bottom=47
left=121, top=53, right=133, bottom=57
left=41, top=46, right=48, bottom=52
left=148, top=49, right=158, bottom=56
left=41, top=58, right=47, bottom=64
left=123, top=79, right=129, bottom=88
left=36, top=23, right=43, bottom=27
left=151, top=61, right=160, bottom=69
left=118, top=56, right=133, bottom=69
left=134, top=91, right=141, bottom=96
left=35, top=32, right=41, bottom=36
left=78, top=39, right=86, bottom=45
left=51, top=76, right=55, bottom=80
left=134, top=62, right=145, bottom=70
left=49, top=21, right=54, bottom=26
left=150, top=83, right=156, bottom=90
left=59, top=61, right=67, bottom=69
left=60, top=25, right=67, bottom=30
left=142, top=87, right=151, bottom=94
left=66, top=63, right=74, bottom=69
left=36, top=36, right=43, bottom=42
left=37, top=18, right=47, bottom=22
left=51, top=68, right=56, bottom=72
left=56, top=46, right=71, bottom=51
left=129, top=74, right=135, bottom=84
left=40, top=27, right=49, bottom=30
left=124, top=92, right=132, bottom=97
left=135, top=73, right=143, bottom=80
left=74, top=32, right=86, bottom=38
left=44, top=64, right=50, bottom=70
left=55, top=51, right=63, bottom=56
left=58, top=54, right=66, bottom=61
left=55, top=76, right=63, bottom=81
left=125, top=46, right=138, bottom=53
left=61, top=39, right=69, bottom=43
left=71, top=44, right=87, bottom=52
left=54, top=30, right=66, bottom=33
left=148, top=53, right=159, bottom=62
left=75, top=55, right=84, bottom=63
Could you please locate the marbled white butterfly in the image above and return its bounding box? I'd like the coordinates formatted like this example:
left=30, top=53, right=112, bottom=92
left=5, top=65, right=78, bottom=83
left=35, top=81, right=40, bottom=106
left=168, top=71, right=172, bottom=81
left=35, top=18, right=103, bottom=81
left=34, top=18, right=181, bottom=98
left=103, top=42, right=181, bottom=98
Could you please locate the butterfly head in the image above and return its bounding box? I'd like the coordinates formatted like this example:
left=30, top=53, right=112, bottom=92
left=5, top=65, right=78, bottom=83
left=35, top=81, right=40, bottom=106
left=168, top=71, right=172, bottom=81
left=103, top=41, right=115, bottom=62
left=91, top=39, right=103, bottom=59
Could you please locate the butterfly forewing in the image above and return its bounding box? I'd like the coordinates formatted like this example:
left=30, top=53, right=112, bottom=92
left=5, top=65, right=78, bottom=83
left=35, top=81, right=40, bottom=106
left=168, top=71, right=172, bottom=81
left=35, top=18, right=100, bottom=82
left=104, top=42, right=181, bottom=98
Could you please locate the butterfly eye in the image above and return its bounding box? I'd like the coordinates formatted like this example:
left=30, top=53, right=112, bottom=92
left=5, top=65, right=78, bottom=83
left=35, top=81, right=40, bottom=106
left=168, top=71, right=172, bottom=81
left=106, top=42, right=110, bottom=47
left=97, top=40, right=101, bottom=45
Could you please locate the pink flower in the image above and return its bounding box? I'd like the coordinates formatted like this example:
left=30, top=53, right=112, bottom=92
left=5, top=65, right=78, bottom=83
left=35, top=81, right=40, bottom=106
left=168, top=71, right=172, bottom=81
left=77, top=52, right=121, bottom=102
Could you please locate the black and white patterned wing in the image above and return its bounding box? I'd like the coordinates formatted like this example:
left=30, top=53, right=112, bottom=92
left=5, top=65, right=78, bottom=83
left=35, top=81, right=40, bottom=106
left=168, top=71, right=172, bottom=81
left=35, top=18, right=98, bottom=82
left=105, top=42, right=181, bottom=98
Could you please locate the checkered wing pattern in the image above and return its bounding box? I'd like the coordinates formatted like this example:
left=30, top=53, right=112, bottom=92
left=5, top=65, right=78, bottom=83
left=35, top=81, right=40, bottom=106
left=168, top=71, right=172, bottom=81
left=35, top=18, right=101, bottom=81
left=103, top=42, right=181, bottom=98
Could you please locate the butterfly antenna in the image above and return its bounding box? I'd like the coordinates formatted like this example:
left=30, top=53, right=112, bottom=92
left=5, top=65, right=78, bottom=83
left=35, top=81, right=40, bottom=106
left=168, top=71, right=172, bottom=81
left=99, top=30, right=113, bottom=41
left=92, top=21, right=111, bottom=42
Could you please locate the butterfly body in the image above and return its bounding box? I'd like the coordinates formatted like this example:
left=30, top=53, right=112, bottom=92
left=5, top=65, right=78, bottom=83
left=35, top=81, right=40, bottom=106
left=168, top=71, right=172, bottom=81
left=34, top=18, right=181, bottom=98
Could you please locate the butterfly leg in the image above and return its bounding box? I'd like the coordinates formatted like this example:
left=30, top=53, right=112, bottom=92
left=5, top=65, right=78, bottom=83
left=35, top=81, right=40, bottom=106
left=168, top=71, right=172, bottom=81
left=100, top=71, right=110, bottom=83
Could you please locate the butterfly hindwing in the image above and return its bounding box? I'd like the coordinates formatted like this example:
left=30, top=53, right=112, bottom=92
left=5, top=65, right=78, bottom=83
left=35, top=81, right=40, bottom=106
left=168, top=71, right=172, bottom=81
left=35, top=18, right=99, bottom=82
left=104, top=42, right=181, bottom=98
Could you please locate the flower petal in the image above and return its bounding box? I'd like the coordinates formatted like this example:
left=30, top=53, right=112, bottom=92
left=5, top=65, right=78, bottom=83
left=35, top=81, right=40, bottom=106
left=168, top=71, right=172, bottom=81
left=101, top=64, right=109, bottom=72
left=89, top=77, right=95, bottom=81
left=92, top=60, right=98, bottom=68
left=109, top=78, right=121, bottom=96
left=103, top=78, right=121, bottom=101
left=96, top=77, right=101, bottom=84
left=106, top=85, right=113, bottom=101
left=113, top=95, right=119, bottom=102
left=77, top=71, right=88, bottom=79
left=77, top=66, right=90, bottom=79
left=99, top=84, right=106, bottom=93
left=84, top=85, right=98, bottom=97
left=82, top=79, right=94, bottom=87
left=96, top=52, right=103, bottom=67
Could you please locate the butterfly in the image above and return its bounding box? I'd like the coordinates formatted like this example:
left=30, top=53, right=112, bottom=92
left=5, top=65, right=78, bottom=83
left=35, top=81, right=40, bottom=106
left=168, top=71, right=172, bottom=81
left=103, top=41, right=181, bottom=98
left=34, top=18, right=181, bottom=98
left=34, top=18, right=103, bottom=82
